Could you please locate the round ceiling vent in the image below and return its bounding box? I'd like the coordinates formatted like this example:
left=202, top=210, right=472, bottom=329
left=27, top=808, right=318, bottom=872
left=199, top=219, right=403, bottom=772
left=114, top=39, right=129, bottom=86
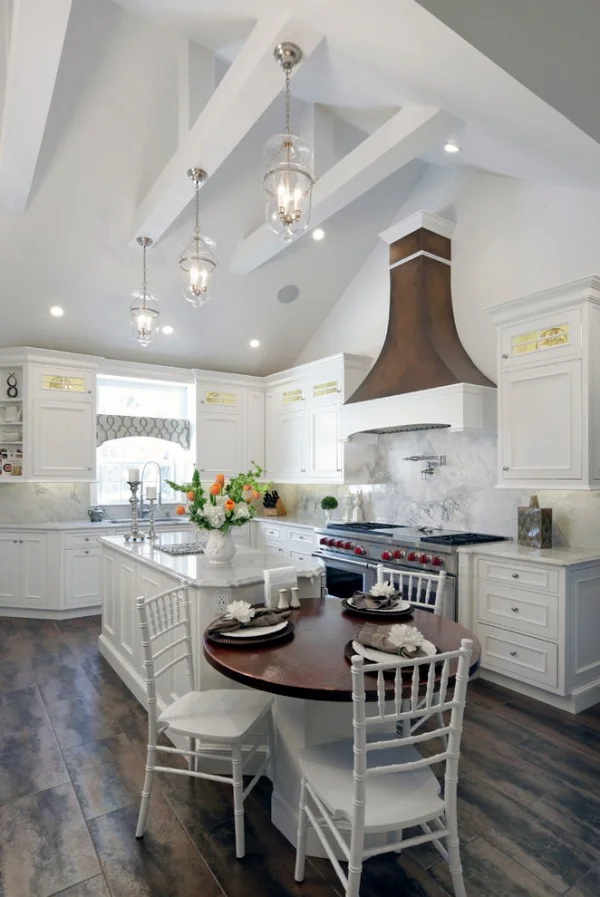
left=277, top=284, right=300, bottom=304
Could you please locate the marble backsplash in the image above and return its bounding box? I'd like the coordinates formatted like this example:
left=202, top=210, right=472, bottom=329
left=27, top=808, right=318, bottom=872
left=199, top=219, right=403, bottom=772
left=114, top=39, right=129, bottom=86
left=274, top=429, right=600, bottom=550
left=0, top=483, right=91, bottom=524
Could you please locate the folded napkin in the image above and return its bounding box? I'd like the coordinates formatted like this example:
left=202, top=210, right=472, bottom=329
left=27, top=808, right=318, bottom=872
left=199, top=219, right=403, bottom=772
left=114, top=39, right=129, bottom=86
left=207, top=607, right=291, bottom=634
left=356, top=622, right=428, bottom=657
left=351, top=590, right=399, bottom=610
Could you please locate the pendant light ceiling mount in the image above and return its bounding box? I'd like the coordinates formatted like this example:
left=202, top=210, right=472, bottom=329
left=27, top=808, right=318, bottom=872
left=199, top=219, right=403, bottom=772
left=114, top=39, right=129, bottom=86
left=273, top=41, right=303, bottom=71
left=179, top=166, right=217, bottom=309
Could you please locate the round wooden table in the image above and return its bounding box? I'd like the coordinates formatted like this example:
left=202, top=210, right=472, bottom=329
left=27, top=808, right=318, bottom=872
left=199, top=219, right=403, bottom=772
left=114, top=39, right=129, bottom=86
left=203, top=597, right=480, bottom=857
left=203, top=596, right=481, bottom=702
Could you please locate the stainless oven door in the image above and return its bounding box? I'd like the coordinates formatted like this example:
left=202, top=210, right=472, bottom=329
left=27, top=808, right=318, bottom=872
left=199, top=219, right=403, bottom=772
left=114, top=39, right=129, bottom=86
left=314, top=552, right=376, bottom=599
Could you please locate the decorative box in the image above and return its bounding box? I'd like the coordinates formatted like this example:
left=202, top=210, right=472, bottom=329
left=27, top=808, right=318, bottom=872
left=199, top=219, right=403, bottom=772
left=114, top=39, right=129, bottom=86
left=518, top=495, right=552, bottom=548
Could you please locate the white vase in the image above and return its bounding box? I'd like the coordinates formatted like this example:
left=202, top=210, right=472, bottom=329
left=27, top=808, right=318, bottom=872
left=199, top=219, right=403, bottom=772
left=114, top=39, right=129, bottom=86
left=204, top=529, right=236, bottom=565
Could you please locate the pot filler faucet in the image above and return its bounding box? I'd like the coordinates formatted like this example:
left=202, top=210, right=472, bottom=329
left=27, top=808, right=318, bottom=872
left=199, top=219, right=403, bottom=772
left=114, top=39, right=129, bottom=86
left=139, top=461, right=162, bottom=517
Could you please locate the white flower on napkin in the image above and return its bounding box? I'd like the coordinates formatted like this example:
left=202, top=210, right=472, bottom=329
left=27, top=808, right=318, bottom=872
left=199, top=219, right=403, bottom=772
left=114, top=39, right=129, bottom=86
left=226, top=600, right=256, bottom=625
left=388, top=624, right=424, bottom=654
left=369, top=581, right=396, bottom=599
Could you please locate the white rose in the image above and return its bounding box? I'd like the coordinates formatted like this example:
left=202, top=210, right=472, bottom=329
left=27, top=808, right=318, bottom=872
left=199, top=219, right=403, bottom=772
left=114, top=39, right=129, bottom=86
left=388, top=624, right=424, bottom=653
left=369, top=581, right=396, bottom=599
left=226, top=600, right=255, bottom=624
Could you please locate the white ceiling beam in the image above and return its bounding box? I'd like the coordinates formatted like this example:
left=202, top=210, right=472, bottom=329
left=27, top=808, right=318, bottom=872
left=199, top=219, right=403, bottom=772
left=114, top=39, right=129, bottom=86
left=0, top=0, right=73, bottom=211
left=231, top=106, right=458, bottom=274
left=130, top=16, right=323, bottom=246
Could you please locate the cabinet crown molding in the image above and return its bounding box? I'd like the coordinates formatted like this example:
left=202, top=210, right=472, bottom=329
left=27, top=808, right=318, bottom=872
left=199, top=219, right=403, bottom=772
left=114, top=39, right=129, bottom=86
left=488, top=274, right=600, bottom=323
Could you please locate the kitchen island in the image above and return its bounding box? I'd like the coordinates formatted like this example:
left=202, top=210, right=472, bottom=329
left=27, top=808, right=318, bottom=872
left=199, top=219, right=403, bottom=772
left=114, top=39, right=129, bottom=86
left=98, top=533, right=323, bottom=724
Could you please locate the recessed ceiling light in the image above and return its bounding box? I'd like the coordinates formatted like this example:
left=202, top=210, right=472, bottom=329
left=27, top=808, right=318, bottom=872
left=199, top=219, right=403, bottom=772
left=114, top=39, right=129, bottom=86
left=444, top=142, right=461, bottom=154
left=49, top=306, right=64, bottom=317
left=249, top=339, right=260, bottom=348
left=312, top=228, right=325, bottom=241
left=162, top=325, right=174, bottom=335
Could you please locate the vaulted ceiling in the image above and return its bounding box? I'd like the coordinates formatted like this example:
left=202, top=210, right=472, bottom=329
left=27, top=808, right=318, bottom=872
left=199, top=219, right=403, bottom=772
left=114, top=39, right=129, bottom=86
left=0, top=0, right=599, bottom=374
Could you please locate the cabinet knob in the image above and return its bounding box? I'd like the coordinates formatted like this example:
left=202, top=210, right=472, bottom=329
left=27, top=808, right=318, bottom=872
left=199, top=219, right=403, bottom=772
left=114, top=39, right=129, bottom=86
left=501, top=353, right=509, bottom=359
left=84, top=549, right=89, bottom=554
left=511, top=606, right=519, bottom=612
left=19, top=539, right=23, bottom=543
left=301, top=469, right=306, bottom=472
left=84, top=537, right=89, bottom=541
left=512, top=573, right=519, bottom=579
left=502, top=466, right=509, bottom=471
left=12, top=538, right=17, bottom=543
left=509, top=650, right=517, bottom=656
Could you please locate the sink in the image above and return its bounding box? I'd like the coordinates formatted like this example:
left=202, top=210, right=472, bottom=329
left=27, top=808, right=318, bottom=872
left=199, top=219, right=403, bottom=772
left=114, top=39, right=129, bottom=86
left=109, top=517, right=186, bottom=525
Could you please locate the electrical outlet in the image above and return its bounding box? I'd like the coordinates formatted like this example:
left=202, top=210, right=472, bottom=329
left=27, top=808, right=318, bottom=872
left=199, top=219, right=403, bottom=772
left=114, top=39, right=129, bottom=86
left=214, top=592, right=229, bottom=613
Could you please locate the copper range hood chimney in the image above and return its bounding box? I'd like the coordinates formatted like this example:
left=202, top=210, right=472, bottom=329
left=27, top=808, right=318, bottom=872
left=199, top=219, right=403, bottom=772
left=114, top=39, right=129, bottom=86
left=339, top=212, right=496, bottom=438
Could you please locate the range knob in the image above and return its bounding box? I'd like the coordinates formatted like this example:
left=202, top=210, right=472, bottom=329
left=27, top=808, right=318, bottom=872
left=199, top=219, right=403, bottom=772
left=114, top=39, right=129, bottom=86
left=354, top=546, right=365, bottom=556
left=344, top=541, right=353, bottom=550
left=407, top=551, right=417, bottom=562
left=319, top=537, right=328, bottom=545
left=336, top=540, right=345, bottom=548
left=381, top=550, right=391, bottom=561
left=418, top=553, right=429, bottom=564
left=327, top=538, right=336, bottom=547
left=393, top=549, right=404, bottom=560
left=431, top=556, right=443, bottom=567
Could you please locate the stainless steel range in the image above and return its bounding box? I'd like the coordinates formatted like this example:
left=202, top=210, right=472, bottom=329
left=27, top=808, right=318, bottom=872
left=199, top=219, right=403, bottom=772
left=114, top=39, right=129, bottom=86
left=314, top=522, right=507, bottom=620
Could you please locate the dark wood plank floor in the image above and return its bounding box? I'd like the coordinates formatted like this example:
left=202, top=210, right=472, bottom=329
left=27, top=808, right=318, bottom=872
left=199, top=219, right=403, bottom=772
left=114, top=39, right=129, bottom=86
left=1, top=614, right=599, bottom=896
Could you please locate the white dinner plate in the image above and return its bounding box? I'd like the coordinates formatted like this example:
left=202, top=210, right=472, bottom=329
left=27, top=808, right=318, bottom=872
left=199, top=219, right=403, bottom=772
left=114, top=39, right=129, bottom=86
left=351, top=639, right=437, bottom=663
left=223, top=621, right=288, bottom=639
left=347, top=596, right=412, bottom=614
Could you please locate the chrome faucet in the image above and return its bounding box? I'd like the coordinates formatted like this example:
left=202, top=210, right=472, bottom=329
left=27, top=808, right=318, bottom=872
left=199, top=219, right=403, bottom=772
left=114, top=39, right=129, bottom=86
left=139, top=461, right=162, bottom=518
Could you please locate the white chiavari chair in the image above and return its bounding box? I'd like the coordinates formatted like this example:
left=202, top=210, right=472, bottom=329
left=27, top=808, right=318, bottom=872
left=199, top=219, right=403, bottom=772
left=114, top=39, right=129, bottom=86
left=376, top=563, right=447, bottom=616
left=135, top=583, right=275, bottom=858
left=294, top=639, right=473, bottom=897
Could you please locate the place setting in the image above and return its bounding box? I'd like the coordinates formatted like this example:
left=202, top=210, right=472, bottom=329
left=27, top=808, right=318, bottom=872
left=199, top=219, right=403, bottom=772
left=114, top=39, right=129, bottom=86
left=344, top=621, right=438, bottom=676
left=341, top=579, right=414, bottom=619
left=205, top=599, right=294, bottom=647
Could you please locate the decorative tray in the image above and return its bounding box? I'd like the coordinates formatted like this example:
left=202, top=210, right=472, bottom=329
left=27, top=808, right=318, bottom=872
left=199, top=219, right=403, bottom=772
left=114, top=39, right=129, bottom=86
left=205, top=621, right=295, bottom=648
left=340, top=598, right=414, bottom=620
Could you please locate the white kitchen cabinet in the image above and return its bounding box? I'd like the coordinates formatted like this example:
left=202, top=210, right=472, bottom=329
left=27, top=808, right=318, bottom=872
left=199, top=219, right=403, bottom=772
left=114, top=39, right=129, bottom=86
left=65, top=547, right=101, bottom=608
left=0, top=532, right=48, bottom=609
left=197, top=405, right=243, bottom=479
left=195, top=376, right=266, bottom=479
left=489, top=276, right=600, bottom=489
left=246, top=389, right=266, bottom=471
left=277, top=408, right=308, bottom=480
left=32, top=398, right=95, bottom=479
left=309, top=406, right=341, bottom=480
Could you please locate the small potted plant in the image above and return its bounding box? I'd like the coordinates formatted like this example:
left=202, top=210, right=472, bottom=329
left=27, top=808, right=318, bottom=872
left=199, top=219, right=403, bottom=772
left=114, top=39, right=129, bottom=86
left=320, top=495, right=338, bottom=523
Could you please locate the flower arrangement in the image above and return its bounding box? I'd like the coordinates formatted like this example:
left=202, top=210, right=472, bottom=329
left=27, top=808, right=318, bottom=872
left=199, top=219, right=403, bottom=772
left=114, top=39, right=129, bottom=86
left=226, top=600, right=255, bottom=624
left=167, top=462, right=269, bottom=532
left=388, top=624, right=424, bottom=654
left=369, top=581, right=396, bottom=599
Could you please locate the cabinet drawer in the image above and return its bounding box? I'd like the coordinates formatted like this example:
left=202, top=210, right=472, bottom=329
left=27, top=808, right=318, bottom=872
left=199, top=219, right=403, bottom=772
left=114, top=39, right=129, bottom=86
left=477, top=623, right=558, bottom=688
left=477, top=581, right=559, bottom=640
left=287, top=528, right=315, bottom=548
left=260, top=523, right=283, bottom=542
left=265, top=544, right=285, bottom=556
left=288, top=549, right=315, bottom=564
left=477, top=558, right=560, bottom=594
left=64, top=531, right=108, bottom=549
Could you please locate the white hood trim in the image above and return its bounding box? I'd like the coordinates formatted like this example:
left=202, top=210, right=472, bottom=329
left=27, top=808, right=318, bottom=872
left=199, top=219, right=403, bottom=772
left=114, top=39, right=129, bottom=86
left=339, top=383, right=497, bottom=440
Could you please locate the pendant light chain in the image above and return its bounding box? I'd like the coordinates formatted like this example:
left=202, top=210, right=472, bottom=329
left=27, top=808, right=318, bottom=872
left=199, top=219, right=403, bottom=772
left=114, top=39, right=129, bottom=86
left=194, top=177, right=201, bottom=237
left=284, top=66, right=291, bottom=135
left=141, top=240, right=148, bottom=305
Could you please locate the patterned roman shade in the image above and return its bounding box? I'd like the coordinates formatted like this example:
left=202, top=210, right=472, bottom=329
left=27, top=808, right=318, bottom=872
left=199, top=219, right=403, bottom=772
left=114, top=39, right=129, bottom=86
left=96, top=414, right=191, bottom=450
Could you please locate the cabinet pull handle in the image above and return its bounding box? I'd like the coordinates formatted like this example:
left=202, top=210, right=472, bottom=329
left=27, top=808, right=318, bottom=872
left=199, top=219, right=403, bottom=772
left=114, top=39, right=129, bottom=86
left=84, top=549, right=89, bottom=554
left=301, top=469, right=306, bottom=472
left=511, top=606, right=519, bottom=612
left=12, top=538, right=17, bottom=543
left=509, top=649, right=517, bottom=656
left=502, top=466, right=509, bottom=471
left=84, top=537, right=89, bottom=541
left=501, top=353, right=509, bottom=359
left=512, top=573, right=519, bottom=579
left=19, top=539, right=23, bottom=543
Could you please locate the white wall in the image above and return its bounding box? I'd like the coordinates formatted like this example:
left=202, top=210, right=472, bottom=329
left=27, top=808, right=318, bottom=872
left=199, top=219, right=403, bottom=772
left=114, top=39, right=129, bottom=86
left=296, top=171, right=600, bottom=384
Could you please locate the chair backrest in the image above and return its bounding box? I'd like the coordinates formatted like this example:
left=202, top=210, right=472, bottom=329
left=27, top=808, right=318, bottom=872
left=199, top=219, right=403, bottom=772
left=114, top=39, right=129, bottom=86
left=350, top=639, right=472, bottom=835
left=377, top=563, right=447, bottom=615
left=136, top=583, right=195, bottom=725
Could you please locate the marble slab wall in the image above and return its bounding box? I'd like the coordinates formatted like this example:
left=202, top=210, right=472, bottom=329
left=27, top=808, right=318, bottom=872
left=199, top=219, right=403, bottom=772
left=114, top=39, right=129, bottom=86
left=0, top=483, right=90, bottom=524
left=274, top=429, right=600, bottom=550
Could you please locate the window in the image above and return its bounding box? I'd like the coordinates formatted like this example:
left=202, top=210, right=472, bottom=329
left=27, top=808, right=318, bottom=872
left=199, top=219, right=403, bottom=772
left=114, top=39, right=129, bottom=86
left=96, top=376, right=193, bottom=505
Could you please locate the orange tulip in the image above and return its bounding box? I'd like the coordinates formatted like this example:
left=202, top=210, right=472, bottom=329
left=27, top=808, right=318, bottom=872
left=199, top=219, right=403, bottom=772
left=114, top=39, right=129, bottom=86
left=251, top=490, right=260, bottom=500
left=243, top=491, right=252, bottom=502
left=242, top=483, right=252, bottom=491
left=186, top=490, right=195, bottom=501
left=224, top=498, right=235, bottom=512
left=215, top=473, right=225, bottom=487
left=209, top=483, right=220, bottom=496
left=175, top=505, right=186, bottom=516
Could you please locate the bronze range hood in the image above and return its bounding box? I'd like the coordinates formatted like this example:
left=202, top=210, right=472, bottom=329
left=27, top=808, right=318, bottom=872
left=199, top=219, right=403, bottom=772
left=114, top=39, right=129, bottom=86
left=339, top=212, right=496, bottom=439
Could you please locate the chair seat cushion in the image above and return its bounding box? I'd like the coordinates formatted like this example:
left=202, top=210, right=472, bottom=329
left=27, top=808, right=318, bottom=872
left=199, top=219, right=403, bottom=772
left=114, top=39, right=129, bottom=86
left=299, top=736, right=443, bottom=831
left=159, top=689, right=272, bottom=740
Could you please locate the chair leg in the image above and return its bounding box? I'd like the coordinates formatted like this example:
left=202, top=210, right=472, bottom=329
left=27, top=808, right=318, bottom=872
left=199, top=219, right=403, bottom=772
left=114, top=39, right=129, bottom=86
left=447, top=837, right=467, bottom=897
left=231, top=743, right=245, bottom=859
left=135, top=743, right=156, bottom=839
left=294, top=777, right=308, bottom=883
left=266, top=710, right=277, bottom=782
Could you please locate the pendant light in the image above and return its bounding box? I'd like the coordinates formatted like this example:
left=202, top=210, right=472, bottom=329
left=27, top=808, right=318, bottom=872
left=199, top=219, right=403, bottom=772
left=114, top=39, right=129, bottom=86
left=130, top=236, right=159, bottom=347
left=179, top=167, right=217, bottom=308
left=263, top=42, right=314, bottom=243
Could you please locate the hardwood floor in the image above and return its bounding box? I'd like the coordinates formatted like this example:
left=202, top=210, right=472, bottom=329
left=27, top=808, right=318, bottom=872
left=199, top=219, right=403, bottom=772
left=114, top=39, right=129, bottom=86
left=0, top=615, right=599, bottom=896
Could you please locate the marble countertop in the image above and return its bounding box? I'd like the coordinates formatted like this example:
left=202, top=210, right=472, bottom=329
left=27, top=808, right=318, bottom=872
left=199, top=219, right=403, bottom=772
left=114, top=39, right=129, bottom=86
left=457, top=541, right=600, bottom=567
left=254, top=515, right=318, bottom=528
left=99, top=533, right=323, bottom=587
left=0, top=518, right=193, bottom=531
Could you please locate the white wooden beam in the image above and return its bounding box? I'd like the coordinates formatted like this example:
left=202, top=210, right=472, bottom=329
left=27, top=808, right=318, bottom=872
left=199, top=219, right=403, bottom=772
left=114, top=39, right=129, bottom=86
left=0, top=0, right=73, bottom=211
left=231, top=106, right=458, bottom=274
left=131, top=17, right=323, bottom=246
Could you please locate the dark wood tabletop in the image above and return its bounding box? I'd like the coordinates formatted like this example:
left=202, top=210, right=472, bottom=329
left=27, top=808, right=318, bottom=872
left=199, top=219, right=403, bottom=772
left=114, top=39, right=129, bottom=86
left=203, top=598, right=481, bottom=702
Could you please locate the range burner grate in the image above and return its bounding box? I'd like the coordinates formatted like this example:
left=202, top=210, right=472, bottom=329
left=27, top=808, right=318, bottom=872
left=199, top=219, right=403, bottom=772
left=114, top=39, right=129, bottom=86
left=420, top=533, right=507, bottom=546
left=326, top=522, right=402, bottom=532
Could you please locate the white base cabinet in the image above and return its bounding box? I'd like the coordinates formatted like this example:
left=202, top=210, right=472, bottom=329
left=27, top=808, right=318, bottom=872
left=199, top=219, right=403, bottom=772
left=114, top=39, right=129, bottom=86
left=0, top=533, right=48, bottom=610
left=252, top=519, right=319, bottom=565
left=459, top=546, right=600, bottom=712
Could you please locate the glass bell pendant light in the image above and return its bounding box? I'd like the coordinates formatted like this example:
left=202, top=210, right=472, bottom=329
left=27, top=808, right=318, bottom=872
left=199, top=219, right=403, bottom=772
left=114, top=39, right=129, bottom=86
left=179, top=168, right=217, bottom=308
left=130, top=236, right=159, bottom=347
left=264, top=42, right=314, bottom=243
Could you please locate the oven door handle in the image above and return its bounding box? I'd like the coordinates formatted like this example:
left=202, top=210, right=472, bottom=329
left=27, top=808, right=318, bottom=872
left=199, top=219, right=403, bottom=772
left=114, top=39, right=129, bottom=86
left=313, top=552, right=375, bottom=569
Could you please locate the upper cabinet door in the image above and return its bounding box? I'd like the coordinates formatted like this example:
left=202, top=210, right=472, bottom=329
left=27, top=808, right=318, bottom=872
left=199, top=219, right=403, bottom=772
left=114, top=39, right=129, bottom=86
left=309, top=406, right=341, bottom=480
left=196, top=383, right=244, bottom=479
left=31, top=365, right=94, bottom=401
left=309, top=370, right=343, bottom=407
left=277, top=408, right=307, bottom=480
left=246, top=389, right=265, bottom=472
left=32, top=398, right=95, bottom=479
left=500, top=360, right=582, bottom=482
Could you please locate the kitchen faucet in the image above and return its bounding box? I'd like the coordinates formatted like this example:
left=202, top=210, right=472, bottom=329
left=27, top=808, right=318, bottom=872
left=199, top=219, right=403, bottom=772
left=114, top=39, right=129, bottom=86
left=139, top=461, right=162, bottom=517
